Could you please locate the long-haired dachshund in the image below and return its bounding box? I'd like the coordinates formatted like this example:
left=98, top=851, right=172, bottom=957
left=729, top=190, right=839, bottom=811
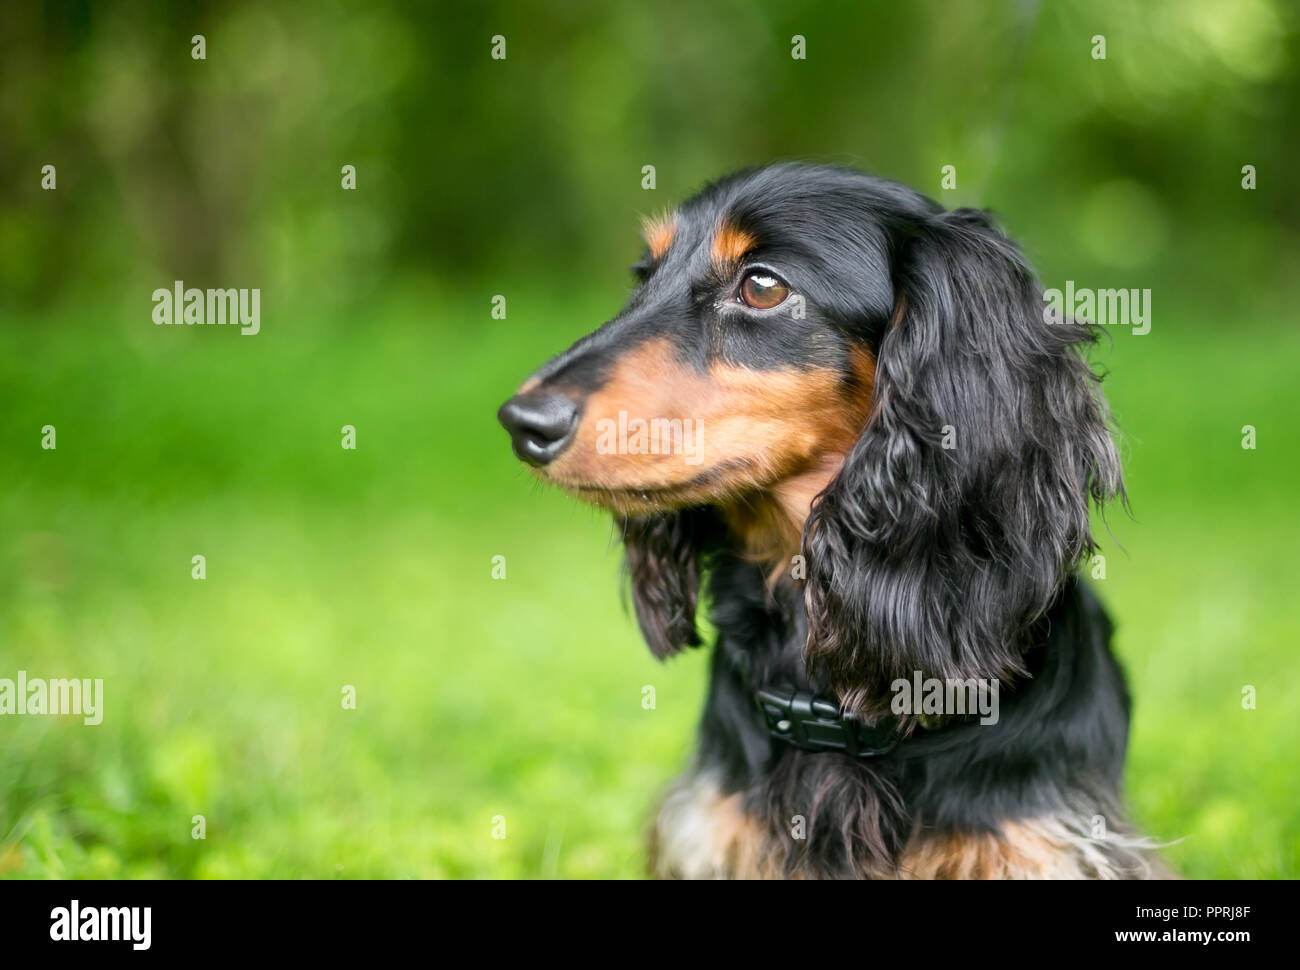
left=498, top=163, right=1158, bottom=879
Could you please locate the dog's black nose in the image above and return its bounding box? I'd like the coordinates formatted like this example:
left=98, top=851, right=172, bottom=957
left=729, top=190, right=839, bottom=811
left=498, top=391, right=578, bottom=466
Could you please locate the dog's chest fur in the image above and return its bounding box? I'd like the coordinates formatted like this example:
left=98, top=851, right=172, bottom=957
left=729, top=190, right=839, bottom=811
left=648, top=554, right=1160, bottom=879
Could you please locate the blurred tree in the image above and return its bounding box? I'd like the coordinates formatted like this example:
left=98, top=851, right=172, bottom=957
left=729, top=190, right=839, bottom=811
left=0, top=0, right=1295, bottom=323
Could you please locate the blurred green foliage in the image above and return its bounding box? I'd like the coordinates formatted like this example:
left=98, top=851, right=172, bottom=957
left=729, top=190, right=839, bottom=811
left=3, top=0, right=1297, bottom=318
left=1, top=1, right=1297, bottom=878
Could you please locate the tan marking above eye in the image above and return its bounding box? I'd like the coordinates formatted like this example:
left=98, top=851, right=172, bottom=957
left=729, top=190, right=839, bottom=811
left=710, top=222, right=757, bottom=271
left=641, top=211, right=677, bottom=261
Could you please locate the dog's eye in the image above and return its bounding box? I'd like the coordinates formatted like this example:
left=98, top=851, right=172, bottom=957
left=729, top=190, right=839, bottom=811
left=739, top=271, right=789, bottom=310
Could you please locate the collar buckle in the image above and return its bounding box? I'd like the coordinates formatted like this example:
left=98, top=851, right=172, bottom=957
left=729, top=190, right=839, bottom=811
left=754, top=686, right=899, bottom=758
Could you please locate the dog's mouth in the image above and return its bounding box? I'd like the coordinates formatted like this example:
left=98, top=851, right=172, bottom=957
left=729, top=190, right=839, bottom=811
left=542, top=458, right=760, bottom=514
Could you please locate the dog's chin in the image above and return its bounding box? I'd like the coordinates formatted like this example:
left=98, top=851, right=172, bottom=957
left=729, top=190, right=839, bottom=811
left=535, top=458, right=761, bottom=517
left=553, top=479, right=714, bottom=517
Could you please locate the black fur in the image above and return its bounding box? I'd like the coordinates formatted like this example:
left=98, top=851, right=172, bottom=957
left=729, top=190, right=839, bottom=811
left=804, top=206, right=1124, bottom=720
left=620, top=512, right=707, bottom=659
left=702, top=558, right=1133, bottom=876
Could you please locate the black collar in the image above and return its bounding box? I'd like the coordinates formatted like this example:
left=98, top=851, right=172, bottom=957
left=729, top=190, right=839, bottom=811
left=724, top=644, right=961, bottom=759
left=753, top=685, right=903, bottom=758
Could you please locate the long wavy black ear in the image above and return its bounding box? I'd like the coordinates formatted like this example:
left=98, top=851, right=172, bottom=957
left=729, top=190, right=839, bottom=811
left=620, top=511, right=708, bottom=659
left=804, top=208, right=1123, bottom=719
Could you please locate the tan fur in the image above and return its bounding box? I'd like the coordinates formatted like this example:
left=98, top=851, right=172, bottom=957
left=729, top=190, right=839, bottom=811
left=723, top=345, right=876, bottom=571
left=710, top=222, right=756, bottom=272
left=723, top=454, right=846, bottom=574
left=540, top=339, right=874, bottom=528
left=900, top=824, right=1067, bottom=879
left=652, top=780, right=1163, bottom=879
left=641, top=212, right=677, bottom=261
left=650, top=771, right=774, bottom=879
left=899, top=818, right=1161, bottom=880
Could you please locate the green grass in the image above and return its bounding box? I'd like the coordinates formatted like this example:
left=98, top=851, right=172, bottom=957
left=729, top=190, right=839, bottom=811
left=1, top=300, right=1296, bottom=878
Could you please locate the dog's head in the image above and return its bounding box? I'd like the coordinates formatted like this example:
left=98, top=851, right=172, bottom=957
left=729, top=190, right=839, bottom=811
left=499, top=163, right=1122, bottom=716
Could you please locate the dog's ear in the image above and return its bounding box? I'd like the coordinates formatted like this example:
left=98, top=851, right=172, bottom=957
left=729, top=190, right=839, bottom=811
left=803, top=208, right=1123, bottom=718
left=620, top=511, right=706, bottom=659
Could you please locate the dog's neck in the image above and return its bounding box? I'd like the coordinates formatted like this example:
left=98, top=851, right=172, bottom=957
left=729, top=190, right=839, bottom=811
left=721, top=454, right=847, bottom=580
